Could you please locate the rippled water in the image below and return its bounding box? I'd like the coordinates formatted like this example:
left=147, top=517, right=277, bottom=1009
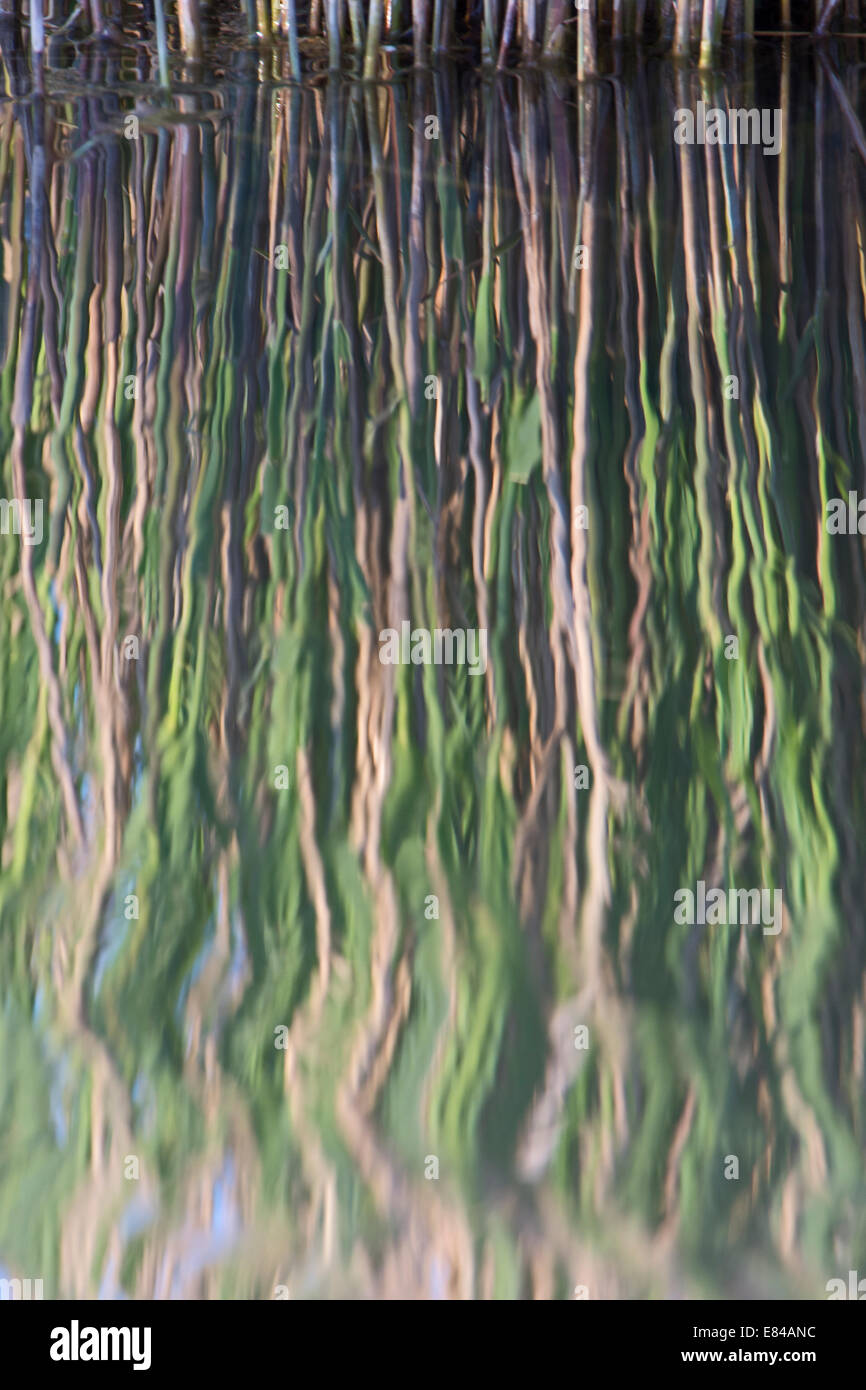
left=0, top=34, right=865, bottom=1299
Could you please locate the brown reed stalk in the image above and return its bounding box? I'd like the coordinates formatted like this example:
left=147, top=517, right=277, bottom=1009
left=178, top=0, right=203, bottom=59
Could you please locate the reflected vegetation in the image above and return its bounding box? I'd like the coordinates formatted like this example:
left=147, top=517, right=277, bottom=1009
left=1, top=37, right=866, bottom=1298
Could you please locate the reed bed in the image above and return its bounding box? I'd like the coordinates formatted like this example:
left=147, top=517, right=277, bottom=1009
left=0, top=43, right=865, bottom=1298
left=0, top=0, right=864, bottom=74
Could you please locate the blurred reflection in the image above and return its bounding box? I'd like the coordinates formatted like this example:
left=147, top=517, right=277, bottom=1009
left=0, top=39, right=865, bottom=1299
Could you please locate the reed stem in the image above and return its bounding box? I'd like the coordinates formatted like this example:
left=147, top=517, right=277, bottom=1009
left=286, top=0, right=301, bottom=73
left=327, top=0, right=340, bottom=68
left=674, top=0, right=691, bottom=55
left=178, top=0, right=203, bottom=59
left=364, top=0, right=383, bottom=77
left=153, top=0, right=170, bottom=87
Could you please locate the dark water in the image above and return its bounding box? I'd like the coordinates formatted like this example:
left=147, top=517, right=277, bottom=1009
left=0, top=36, right=865, bottom=1299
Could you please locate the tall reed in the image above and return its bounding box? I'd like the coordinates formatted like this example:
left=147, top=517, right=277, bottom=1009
left=3, top=1, right=861, bottom=74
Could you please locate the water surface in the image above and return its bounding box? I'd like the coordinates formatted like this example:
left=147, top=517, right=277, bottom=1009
left=1, top=39, right=865, bottom=1299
